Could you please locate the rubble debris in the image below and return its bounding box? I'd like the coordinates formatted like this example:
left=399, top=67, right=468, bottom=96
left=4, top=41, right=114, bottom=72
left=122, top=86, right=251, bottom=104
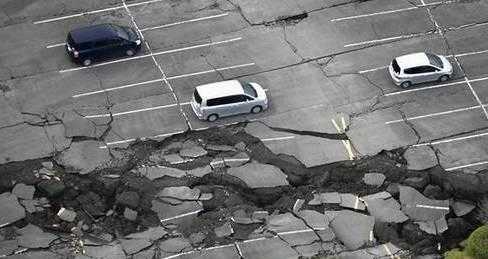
left=189, top=232, right=206, bottom=245
left=116, top=191, right=140, bottom=209
left=12, top=183, right=35, bottom=200
left=179, top=146, right=208, bottom=158
left=120, top=238, right=152, bottom=255
left=151, top=200, right=202, bottom=222
left=16, top=224, right=58, bottom=248
left=37, top=180, right=65, bottom=197
left=0, top=192, right=26, bottom=226
left=57, top=207, right=77, bottom=222
left=415, top=217, right=448, bottom=235
left=224, top=152, right=250, bottom=167
left=423, top=184, right=443, bottom=199
left=362, top=173, right=386, bottom=186
left=163, top=153, right=188, bottom=164
left=293, top=199, right=305, bottom=213
left=187, top=165, right=212, bottom=177
left=124, top=207, right=138, bottom=221
left=214, top=222, right=234, bottom=238
left=157, top=186, right=201, bottom=201
left=227, top=162, right=289, bottom=188
left=0, top=240, right=19, bottom=257
left=41, top=161, right=54, bottom=170
left=125, top=227, right=167, bottom=240
left=331, top=210, right=375, bottom=250
left=403, top=177, right=428, bottom=190
left=136, top=165, right=187, bottom=180
left=159, top=237, right=192, bottom=257
left=77, top=192, right=106, bottom=217
left=205, top=144, right=236, bottom=152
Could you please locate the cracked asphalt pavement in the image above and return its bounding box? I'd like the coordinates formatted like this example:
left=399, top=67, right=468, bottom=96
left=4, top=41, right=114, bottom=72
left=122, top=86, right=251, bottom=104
left=1, top=0, right=488, bottom=258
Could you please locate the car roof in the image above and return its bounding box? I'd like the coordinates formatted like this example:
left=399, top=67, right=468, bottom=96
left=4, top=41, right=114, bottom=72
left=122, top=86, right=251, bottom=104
left=69, top=24, right=119, bottom=44
left=196, top=80, right=244, bottom=100
left=395, top=52, right=431, bottom=69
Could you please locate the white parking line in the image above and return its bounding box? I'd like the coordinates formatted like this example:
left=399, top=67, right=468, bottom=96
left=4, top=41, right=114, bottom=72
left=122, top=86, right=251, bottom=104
left=33, top=0, right=166, bottom=24
left=445, top=160, right=488, bottom=171
left=413, top=131, right=488, bottom=147
left=260, top=136, right=296, bottom=142
left=72, top=63, right=255, bottom=98
left=160, top=209, right=203, bottom=222
left=331, top=1, right=452, bottom=22
left=358, top=65, right=388, bottom=74
left=416, top=204, right=449, bottom=210
left=59, top=37, right=242, bottom=73
left=385, top=104, right=483, bottom=124
left=84, top=102, right=190, bottom=119
left=384, top=80, right=466, bottom=97
left=140, top=13, right=229, bottom=32
left=455, top=49, right=488, bottom=57
left=344, top=32, right=429, bottom=48
left=46, top=42, right=66, bottom=49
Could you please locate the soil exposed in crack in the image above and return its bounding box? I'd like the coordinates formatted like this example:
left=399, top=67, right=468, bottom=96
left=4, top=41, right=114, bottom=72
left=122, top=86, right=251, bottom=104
left=0, top=122, right=486, bottom=258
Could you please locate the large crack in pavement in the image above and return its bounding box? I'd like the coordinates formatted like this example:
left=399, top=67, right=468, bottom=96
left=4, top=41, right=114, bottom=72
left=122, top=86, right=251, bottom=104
left=0, top=122, right=487, bottom=258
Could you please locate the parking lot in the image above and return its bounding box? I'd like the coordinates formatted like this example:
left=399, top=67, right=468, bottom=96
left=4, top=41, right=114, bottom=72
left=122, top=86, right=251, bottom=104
left=1, top=0, right=488, bottom=171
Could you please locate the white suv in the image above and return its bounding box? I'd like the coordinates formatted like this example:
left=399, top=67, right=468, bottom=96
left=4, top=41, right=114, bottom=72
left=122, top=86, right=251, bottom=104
left=191, top=80, right=268, bottom=122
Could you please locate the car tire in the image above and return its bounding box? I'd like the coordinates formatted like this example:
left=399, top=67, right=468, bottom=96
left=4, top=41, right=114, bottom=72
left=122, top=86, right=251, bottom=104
left=207, top=114, right=218, bottom=122
left=439, top=75, right=450, bottom=82
left=400, top=81, right=412, bottom=88
left=251, top=105, right=263, bottom=114
left=82, top=59, right=92, bottom=66
left=126, top=49, right=135, bottom=56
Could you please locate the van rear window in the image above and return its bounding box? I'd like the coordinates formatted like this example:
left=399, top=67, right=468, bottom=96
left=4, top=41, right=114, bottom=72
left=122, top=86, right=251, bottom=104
left=392, top=59, right=400, bottom=73
left=193, top=89, right=202, bottom=104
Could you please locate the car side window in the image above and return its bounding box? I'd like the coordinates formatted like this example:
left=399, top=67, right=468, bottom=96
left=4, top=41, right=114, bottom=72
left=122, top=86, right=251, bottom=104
left=419, top=66, right=436, bottom=73
left=404, top=67, right=418, bottom=74
left=94, top=40, right=109, bottom=48
left=206, top=98, right=222, bottom=106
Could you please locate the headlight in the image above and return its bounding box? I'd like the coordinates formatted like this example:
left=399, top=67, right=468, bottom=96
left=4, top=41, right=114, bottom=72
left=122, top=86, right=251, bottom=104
left=135, top=39, right=141, bottom=45
left=73, top=51, right=79, bottom=58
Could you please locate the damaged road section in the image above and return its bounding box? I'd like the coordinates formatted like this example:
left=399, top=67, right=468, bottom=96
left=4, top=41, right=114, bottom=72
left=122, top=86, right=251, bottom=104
left=0, top=122, right=487, bottom=258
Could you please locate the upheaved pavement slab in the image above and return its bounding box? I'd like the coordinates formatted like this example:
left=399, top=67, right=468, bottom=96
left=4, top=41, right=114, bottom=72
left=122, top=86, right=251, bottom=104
left=297, top=210, right=329, bottom=229
left=11, top=183, right=35, bottom=200
left=239, top=238, right=299, bottom=259
left=151, top=200, right=202, bottom=222
left=279, top=230, right=319, bottom=246
left=403, top=146, right=439, bottom=171
left=157, top=186, right=201, bottom=201
left=137, top=166, right=186, bottom=180
left=120, top=238, right=152, bottom=255
left=362, top=173, right=386, bottom=187
left=415, top=217, right=448, bottom=235
left=266, top=212, right=308, bottom=233
left=55, top=140, right=111, bottom=175
left=340, top=193, right=365, bottom=211
left=330, top=210, right=375, bottom=250
left=227, top=162, right=289, bottom=188
left=338, top=243, right=404, bottom=259
left=0, top=123, right=71, bottom=164
left=365, top=198, right=409, bottom=223
left=399, top=186, right=450, bottom=221
left=16, top=224, right=58, bottom=248
left=84, top=243, right=126, bottom=259
left=0, top=192, right=25, bottom=227
left=178, top=244, right=240, bottom=259
left=125, top=227, right=167, bottom=241
left=451, top=200, right=476, bottom=217
left=159, top=237, right=193, bottom=257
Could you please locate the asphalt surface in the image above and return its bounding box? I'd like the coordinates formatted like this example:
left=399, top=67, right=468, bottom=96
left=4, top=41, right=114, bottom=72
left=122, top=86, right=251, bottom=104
left=1, top=0, right=488, bottom=169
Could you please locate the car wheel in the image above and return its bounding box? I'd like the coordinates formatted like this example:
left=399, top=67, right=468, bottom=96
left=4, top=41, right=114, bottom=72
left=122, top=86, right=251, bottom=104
left=207, top=114, right=218, bottom=122
left=251, top=105, right=263, bottom=114
left=439, top=75, right=450, bottom=82
left=400, top=81, right=412, bottom=88
left=126, top=49, right=135, bottom=56
left=82, top=59, right=92, bottom=66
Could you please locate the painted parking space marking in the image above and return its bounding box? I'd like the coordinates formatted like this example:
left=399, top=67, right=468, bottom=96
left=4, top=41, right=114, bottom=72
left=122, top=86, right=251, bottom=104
left=72, top=63, right=255, bottom=98
left=140, top=13, right=229, bottom=32
left=159, top=209, right=203, bottom=223
left=33, top=0, right=166, bottom=24
left=260, top=136, right=296, bottom=142
left=445, top=160, right=488, bottom=171
left=59, top=37, right=242, bottom=73
left=46, top=42, right=66, bottom=49
left=413, top=131, right=488, bottom=147
left=332, top=117, right=355, bottom=160
left=331, top=1, right=453, bottom=22
left=385, top=104, right=484, bottom=124
left=358, top=65, right=388, bottom=74
left=344, top=31, right=433, bottom=48
left=384, top=76, right=488, bottom=97
left=83, top=102, right=190, bottom=119
left=416, top=204, right=450, bottom=210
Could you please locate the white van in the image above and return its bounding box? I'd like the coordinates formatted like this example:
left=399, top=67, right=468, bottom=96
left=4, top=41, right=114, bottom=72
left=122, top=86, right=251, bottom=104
left=191, top=80, right=268, bottom=122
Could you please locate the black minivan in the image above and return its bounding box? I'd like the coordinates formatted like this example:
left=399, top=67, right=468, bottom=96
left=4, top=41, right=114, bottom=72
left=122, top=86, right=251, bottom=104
left=66, top=24, right=142, bottom=66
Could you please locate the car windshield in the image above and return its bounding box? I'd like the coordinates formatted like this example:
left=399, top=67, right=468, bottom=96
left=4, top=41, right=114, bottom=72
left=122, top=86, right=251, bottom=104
left=426, top=53, right=443, bottom=68
left=193, top=89, right=202, bottom=104
left=112, top=25, right=129, bottom=40
left=392, top=59, right=400, bottom=73
left=240, top=81, right=257, bottom=98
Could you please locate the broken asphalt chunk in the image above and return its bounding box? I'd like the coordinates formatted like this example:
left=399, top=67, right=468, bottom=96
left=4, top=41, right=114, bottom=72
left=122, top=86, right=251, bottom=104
left=451, top=200, right=475, bottom=217
left=239, top=237, right=298, bottom=259
left=84, top=242, right=126, bottom=259
left=157, top=186, right=200, bottom=201
left=361, top=191, right=392, bottom=201
left=266, top=212, right=308, bottom=233
left=120, top=238, right=152, bottom=255
left=16, top=224, right=58, bottom=248
left=279, top=230, right=319, bottom=246
left=331, top=210, right=375, bottom=250
left=415, top=217, right=448, bottom=235
left=187, top=165, right=212, bottom=177
left=55, top=140, right=111, bottom=175
left=179, top=146, right=208, bottom=158
left=214, top=222, right=234, bottom=238
left=205, top=144, right=236, bottom=152
left=37, top=180, right=65, bottom=198
left=151, top=200, right=202, bottom=223
left=227, top=162, right=289, bottom=188
left=136, top=166, right=186, bottom=180
left=125, top=227, right=167, bottom=240
left=297, top=210, right=329, bottom=229
left=159, top=237, right=192, bottom=257
left=362, top=173, right=386, bottom=187
left=224, top=152, right=250, bottom=167
left=365, top=198, right=408, bottom=223
left=0, top=192, right=26, bottom=227
left=340, top=193, right=365, bottom=210
left=399, top=185, right=449, bottom=221
left=0, top=240, right=18, bottom=257
left=57, top=207, right=77, bottom=222
left=124, top=208, right=138, bottom=221
left=12, top=183, right=35, bottom=200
